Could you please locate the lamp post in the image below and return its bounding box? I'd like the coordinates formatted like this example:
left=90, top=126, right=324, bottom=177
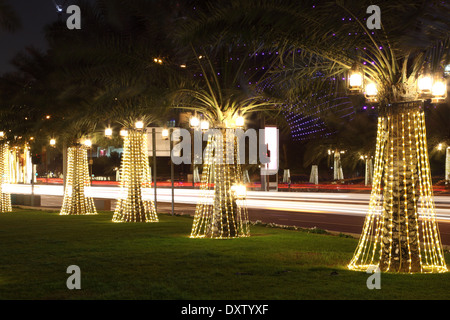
left=189, top=114, right=203, bottom=188
left=152, top=127, right=157, bottom=214
left=446, top=146, right=450, bottom=185
left=0, top=133, right=12, bottom=212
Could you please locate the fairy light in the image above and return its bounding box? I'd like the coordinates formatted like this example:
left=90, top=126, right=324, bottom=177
left=348, top=102, right=447, bottom=273
left=190, top=127, right=250, bottom=239
left=112, top=128, right=157, bottom=223
left=0, top=142, right=12, bottom=213
left=60, top=145, right=97, bottom=215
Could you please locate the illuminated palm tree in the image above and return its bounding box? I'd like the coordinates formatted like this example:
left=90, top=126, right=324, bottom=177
left=172, top=52, right=279, bottom=238
left=0, top=138, right=12, bottom=212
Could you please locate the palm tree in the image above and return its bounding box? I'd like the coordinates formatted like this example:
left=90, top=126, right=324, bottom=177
left=176, top=0, right=449, bottom=272
left=171, top=50, right=280, bottom=238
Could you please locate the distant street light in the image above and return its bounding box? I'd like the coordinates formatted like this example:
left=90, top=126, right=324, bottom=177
left=105, top=128, right=112, bottom=137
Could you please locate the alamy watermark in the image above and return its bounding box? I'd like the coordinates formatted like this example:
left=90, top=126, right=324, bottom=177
left=170, top=128, right=278, bottom=174
left=66, top=265, right=81, bottom=289
left=66, top=5, right=81, bottom=30
left=366, top=5, right=381, bottom=30
left=366, top=266, right=381, bottom=290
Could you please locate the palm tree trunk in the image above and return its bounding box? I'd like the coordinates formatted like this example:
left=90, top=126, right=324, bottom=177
left=0, top=142, right=12, bottom=213
left=60, top=145, right=96, bottom=215
left=112, top=129, right=157, bottom=222
left=191, top=128, right=249, bottom=238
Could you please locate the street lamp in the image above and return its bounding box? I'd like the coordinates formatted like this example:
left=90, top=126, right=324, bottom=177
left=189, top=116, right=200, bottom=128
left=161, top=128, right=169, bottom=139
left=200, top=120, right=210, bottom=131
left=83, top=139, right=92, bottom=148
left=120, top=129, right=128, bottom=137
left=348, top=64, right=364, bottom=93
left=417, top=72, right=433, bottom=98
left=135, top=121, right=144, bottom=129
left=431, top=78, right=447, bottom=103
left=50, top=138, right=56, bottom=146
left=364, top=82, right=378, bottom=102
left=105, top=127, right=113, bottom=137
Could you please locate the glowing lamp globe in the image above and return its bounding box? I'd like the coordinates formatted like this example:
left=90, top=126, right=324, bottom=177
left=161, top=128, right=169, bottom=139
left=105, top=128, right=112, bottom=137
left=431, top=80, right=447, bottom=102
left=364, top=82, right=378, bottom=102
left=190, top=116, right=200, bottom=128
left=349, top=73, right=363, bottom=87
left=444, top=64, right=450, bottom=77
left=200, top=120, right=210, bottom=131
left=84, top=139, right=92, bottom=148
left=120, top=129, right=128, bottom=137
left=50, top=139, right=56, bottom=146
left=365, top=82, right=378, bottom=96
left=235, top=116, right=245, bottom=127
left=135, top=121, right=144, bottom=129
left=348, top=68, right=364, bottom=93
left=417, top=75, right=433, bottom=93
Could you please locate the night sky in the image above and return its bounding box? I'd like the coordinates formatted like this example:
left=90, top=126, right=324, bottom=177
left=0, top=0, right=60, bottom=75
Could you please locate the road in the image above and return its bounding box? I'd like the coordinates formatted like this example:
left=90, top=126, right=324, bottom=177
left=7, top=184, right=450, bottom=245
left=155, top=196, right=450, bottom=246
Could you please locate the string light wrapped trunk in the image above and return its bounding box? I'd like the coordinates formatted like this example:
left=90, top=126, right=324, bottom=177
left=348, top=101, right=447, bottom=273
left=112, top=128, right=157, bottom=223
left=0, top=142, right=12, bottom=213
left=191, top=128, right=249, bottom=238
left=60, top=145, right=97, bottom=215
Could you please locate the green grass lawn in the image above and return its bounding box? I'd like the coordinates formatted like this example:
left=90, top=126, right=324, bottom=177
left=0, top=208, right=449, bottom=300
